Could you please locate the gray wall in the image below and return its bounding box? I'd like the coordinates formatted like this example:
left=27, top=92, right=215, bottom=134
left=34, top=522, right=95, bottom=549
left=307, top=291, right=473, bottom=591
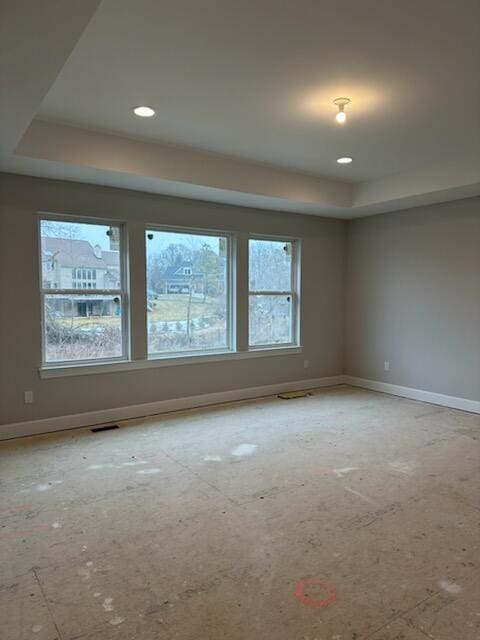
left=345, top=197, right=480, bottom=401
left=2, top=173, right=478, bottom=428
left=0, top=173, right=346, bottom=425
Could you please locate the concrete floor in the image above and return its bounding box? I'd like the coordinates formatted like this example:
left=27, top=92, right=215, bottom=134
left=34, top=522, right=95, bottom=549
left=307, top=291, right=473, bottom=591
left=1, top=385, right=479, bottom=640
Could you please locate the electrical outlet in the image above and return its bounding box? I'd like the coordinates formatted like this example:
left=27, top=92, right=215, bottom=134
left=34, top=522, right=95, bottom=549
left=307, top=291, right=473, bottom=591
left=24, top=390, right=33, bottom=404
left=303, top=359, right=309, bottom=369
left=384, top=361, right=390, bottom=372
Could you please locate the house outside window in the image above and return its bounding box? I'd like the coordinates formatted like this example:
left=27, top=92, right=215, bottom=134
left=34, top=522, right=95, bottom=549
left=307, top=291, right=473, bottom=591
left=39, top=218, right=128, bottom=364
left=146, top=228, right=231, bottom=357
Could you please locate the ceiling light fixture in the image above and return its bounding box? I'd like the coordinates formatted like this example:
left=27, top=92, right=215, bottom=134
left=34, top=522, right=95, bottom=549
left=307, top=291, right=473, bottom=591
left=337, top=156, right=353, bottom=164
left=133, top=106, right=156, bottom=117
left=333, top=97, right=350, bottom=124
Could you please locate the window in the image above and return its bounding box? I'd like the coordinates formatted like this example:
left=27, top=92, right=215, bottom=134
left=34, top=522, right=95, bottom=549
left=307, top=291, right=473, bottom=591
left=248, top=237, right=299, bottom=347
left=146, top=228, right=231, bottom=356
left=39, top=218, right=128, bottom=364
left=38, top=221, right=301, bottom=374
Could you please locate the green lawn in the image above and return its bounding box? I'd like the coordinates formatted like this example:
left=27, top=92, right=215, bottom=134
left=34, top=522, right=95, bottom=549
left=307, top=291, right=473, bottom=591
left=54, top=315, right=119, bottom=329
left=50, top=294, right=219, bottom=328
left=148, top=294, right=218, bottom=322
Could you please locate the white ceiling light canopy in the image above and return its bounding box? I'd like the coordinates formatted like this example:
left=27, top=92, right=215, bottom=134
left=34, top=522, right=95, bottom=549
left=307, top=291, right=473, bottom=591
left=333, top=97, right=350, bottom=124
left=133, top=105, right=156, bottom=117
left=337, top=156, right=353, bottom=164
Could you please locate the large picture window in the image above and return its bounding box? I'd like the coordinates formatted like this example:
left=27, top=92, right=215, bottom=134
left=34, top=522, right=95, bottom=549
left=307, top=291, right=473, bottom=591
left=146, top=228, right=231, bottom=356
left=248, top=237, right=299, bottom=347
left=39, top=218, right=127, bottom=364
left=38, top=221, right=301, bottom=373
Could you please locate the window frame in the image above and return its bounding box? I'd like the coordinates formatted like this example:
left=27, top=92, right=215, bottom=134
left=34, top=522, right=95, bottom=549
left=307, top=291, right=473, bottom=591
left=145, top=224, right=235, bottom=359
left=38, top=213, right=130, bottom=367
left=248, top=234, right=301, bottom=350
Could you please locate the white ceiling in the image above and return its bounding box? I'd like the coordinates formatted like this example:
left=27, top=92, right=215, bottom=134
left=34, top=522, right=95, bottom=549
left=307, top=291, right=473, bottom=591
left=2, top=0, right=480, bottom=218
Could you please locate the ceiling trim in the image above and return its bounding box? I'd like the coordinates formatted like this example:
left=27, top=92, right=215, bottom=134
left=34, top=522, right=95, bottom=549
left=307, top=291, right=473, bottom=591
left=14, top=119, right=480, bottom=219
left=16, top=119, right=353, bottom=210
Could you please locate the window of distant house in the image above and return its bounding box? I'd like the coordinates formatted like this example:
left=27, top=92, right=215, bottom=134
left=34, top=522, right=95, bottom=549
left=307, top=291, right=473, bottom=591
left=248, top=237, right=300, bottom=348
left=145, top=228, right=231, bottom=357
left=39, top=218, right=128, bottom=364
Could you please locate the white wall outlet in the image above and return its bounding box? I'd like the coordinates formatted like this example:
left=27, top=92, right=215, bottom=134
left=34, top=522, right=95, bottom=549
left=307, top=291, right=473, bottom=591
left=384, top=361, right=390, bottom=372
left=24, top=390, right=33, bottom=404
left=303, top=359, right=309, bottom=369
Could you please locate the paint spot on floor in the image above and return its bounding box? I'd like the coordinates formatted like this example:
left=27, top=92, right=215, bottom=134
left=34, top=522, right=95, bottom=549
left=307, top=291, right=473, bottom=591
left=31, top=624, right=43, bottom=633
left=231, top=444, right=257, bottom=457
left=439, top=580, right=462, bottom=595
left=109, top=616, right=125, bottom=626
left=333, top=467, right=358, bottom=477
left=294, top=577, right=337, bottom=608
left=34, top=480, right=63, bottom=492
left=0, top=524, right=50, bottom=540
left=103, top=597, right=114, bottom=611
left=0, top=504, right=32, bottom=517
left=136, top=468, right=161, bottom=475
left=77, top=567, right=91, bottom=582
left=313, top=467, right=331, bottom=476
left=204, top=455, right=222, bottom=462
left=122, top=460, right=148, bottom=466
left=388, top=461, right=414, bottom=475
left=88, top=463, right=115, bottom=470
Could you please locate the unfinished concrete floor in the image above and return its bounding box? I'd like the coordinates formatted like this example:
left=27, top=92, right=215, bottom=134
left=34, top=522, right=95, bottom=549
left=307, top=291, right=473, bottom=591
left=1, top=385, right=479, bottom=640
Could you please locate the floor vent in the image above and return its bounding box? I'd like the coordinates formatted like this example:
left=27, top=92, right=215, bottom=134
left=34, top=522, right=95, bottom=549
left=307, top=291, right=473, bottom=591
left=277, top=391, right=311, bottom=400
left=90, top=425, right=120, bottom=433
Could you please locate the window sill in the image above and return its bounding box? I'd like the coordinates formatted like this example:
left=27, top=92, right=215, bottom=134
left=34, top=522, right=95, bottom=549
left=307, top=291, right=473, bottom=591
left=38, top=346, right=303, bottom=378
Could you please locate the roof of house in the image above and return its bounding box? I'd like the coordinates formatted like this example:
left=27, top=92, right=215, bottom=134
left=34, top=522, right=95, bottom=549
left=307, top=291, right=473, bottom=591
left=164, top=261, right=203, bottom=280
left=102, top=250, right=119, bottom=267
left=42, top=237, right=119, bottom=269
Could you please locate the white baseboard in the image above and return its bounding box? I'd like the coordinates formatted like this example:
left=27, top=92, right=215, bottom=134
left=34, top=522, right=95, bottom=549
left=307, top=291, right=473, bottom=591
left=0, top=376, right=344, bottom=441
left=3, top=374, right=477, bottom=441
left=344, top=375, right=480, bottom=414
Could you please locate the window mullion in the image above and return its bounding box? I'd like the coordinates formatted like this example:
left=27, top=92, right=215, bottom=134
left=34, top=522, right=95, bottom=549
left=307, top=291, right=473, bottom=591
left=248, top=291, right=292, bottom=296
left=128, top=220, right=148, bottom=361
left=41, top=289, right=122, bottom=296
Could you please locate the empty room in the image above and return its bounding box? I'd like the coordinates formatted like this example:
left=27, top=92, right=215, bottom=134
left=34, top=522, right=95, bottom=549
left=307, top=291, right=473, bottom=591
left=1, top=1, right=479, bottom=639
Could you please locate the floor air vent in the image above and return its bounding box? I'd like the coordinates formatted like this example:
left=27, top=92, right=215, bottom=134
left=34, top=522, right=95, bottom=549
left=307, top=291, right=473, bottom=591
left=90, top=425, right=120, bottom=433
left=277, top=391, right=311, bottom=400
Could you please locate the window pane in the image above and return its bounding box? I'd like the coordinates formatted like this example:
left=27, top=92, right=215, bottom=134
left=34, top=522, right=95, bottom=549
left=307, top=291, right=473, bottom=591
left=249, top=295, right=292, bottom=346
left=249, top=239, right=292, bottom=291
left=40, top=219, right=121, bottom=290
left=146, top=230, right=229, bottom=355
left=43, top=294, right=123, bottom=362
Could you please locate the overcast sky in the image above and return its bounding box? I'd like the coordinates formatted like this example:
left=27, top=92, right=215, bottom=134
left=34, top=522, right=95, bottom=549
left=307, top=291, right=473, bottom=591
left=42, top=220, right=220, bottom=255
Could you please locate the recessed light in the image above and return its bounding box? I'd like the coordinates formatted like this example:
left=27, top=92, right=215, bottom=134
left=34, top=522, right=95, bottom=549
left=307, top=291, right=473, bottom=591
left=133, top=106, right=155, bottom=117
left=337, top=156, right=353, bottom=164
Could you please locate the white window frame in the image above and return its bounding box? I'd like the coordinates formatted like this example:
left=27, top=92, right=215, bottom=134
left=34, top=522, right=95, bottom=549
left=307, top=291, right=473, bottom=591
left=145, top=224, right=235, bottom=359
left=248, top=235, right=301, bottom=350
left=38, top=214, right=130, bottom=367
